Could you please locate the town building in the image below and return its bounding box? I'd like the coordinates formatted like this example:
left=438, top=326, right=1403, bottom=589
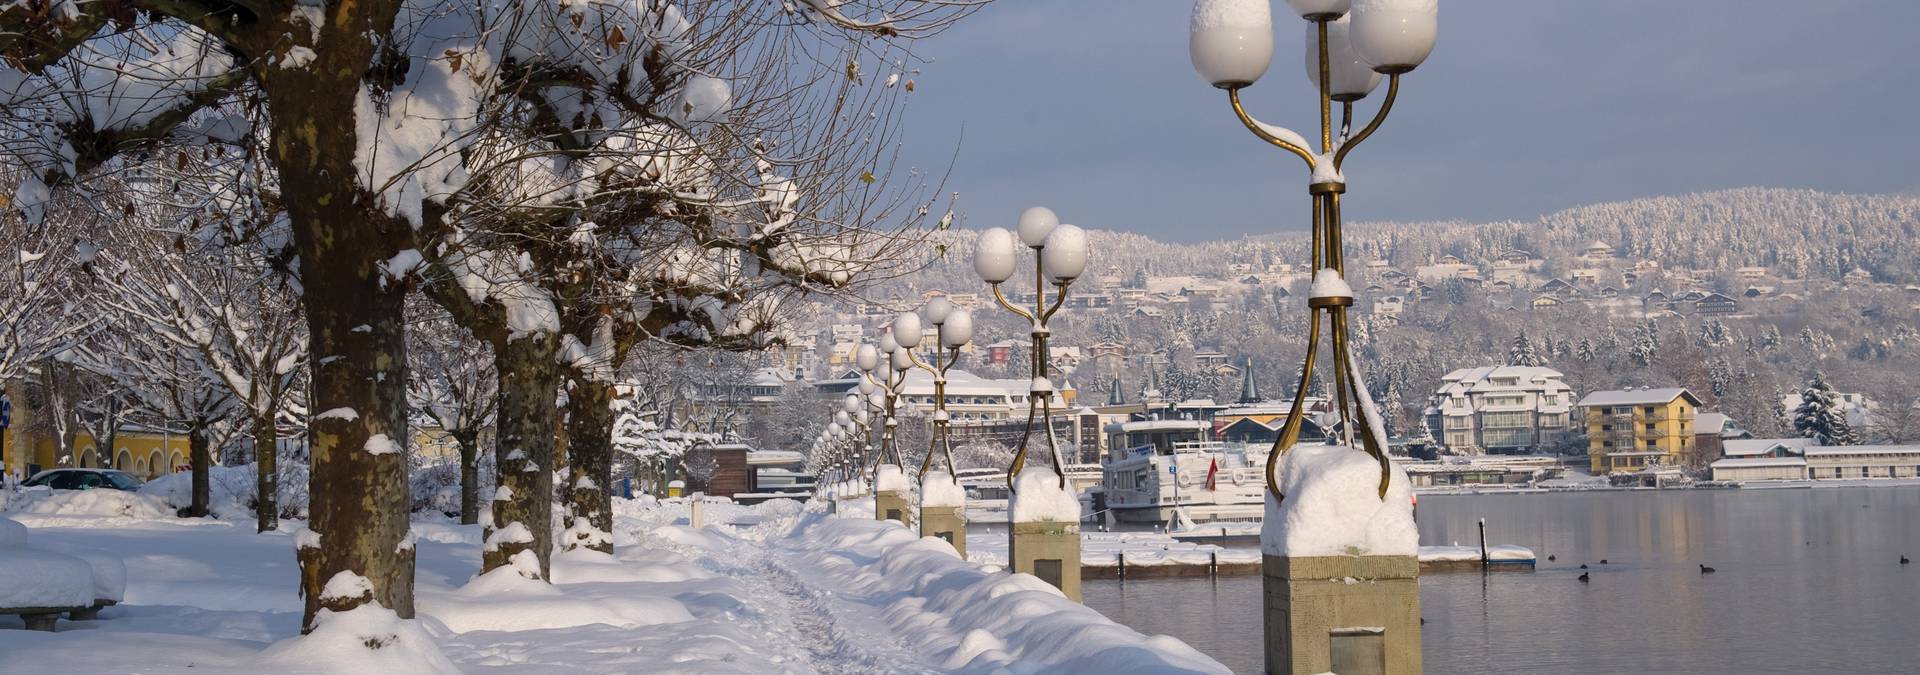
left=1423, top=366, right=1576, bottom=455
left=1709, top=438, right=1920, bottom=481
left=1577, top=387, right=1701, bottom=474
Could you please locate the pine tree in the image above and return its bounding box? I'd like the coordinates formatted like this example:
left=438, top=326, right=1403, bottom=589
left=1508, top=332, right=1544, bottom=367
left=1574, top=337, right=1596, bottom=362
left=1793, top=376, right=1860, bottom=446
left=1707, top=357, right=1733, bottom=397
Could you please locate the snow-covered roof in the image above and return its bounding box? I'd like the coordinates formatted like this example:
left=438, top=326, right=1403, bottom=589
left=1578, top=388, right=1698, bottom=407
left=747, top=450, right=805, bottom=465
left=1710, top=457, right=1807, bottom=469
left=1721, top=437, right=1809, bottom=457
left=1802, top=444, right=1920, bottom=457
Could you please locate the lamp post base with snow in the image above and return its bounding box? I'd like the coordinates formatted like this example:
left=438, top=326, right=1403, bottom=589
left=919, top=471, right=968, bottom=558
left=1007, top=468, right=1082, bottom=601
left=874, top=464, right=914, bottom=528
left=1262, top=447, right=1421, bottom=675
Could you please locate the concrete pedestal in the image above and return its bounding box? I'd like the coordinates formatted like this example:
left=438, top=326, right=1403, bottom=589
left=874, top=490, right=913, bottom=528
left=1263, top=554, right=1422, bottom=675
left=919, top=505, right=967, bottom=558
left=1010, top=520, right=1080, bottom=601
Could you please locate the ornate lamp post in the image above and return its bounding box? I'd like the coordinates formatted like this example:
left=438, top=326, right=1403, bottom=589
left=974, top=206, right=1090, bottom=600
left=1192, top=1, right=1435, bottom=673
left=901, top=299, right=975, bottom=553
left=866, top=331, right=916, bottom=525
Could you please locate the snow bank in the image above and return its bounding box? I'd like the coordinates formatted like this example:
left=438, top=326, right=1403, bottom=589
left=1009, top=467, right=1081, bottom=523
left=0, top=515, right=26, bottom=546
left=875, top=463, right=910, bottom=494
left=9, top=489, right=174, bottom=520
left=921, top=471, right=967, bottom=508
left=0, top=548, right=95, bottom=608
left=258, top=605, right=459, bottom=675
left=70, top=549, right=128, bottom=602
left=1262, top=444, right=1416, bottom=558
left=783, top=509, right=1228, bottom=674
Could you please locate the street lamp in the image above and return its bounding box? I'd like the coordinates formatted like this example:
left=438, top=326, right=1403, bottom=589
left=900, top=300, right=976, bottom=554
left=1192, top=0, right=1435, bottom=499
left=974, top=207, right=1090, bottom=492
left=902, top=303, right=973, bottom=479
left=1192, top=1, right=1435, bottom=672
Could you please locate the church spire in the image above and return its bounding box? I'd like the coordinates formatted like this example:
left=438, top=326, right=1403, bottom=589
left=1237, top=357, right=1261, bottom=404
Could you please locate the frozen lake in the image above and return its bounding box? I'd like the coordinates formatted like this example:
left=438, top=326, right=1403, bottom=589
left=1084, top=487, right=1920, bottom=674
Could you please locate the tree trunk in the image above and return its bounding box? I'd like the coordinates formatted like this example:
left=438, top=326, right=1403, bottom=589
left=484, top=336, right=560, bottom=579
left=255, top=415, right=278, bottom=532
left=275, top=101, right=418, bottom=634
left=562, top=378, right=614, bottom=554
left=455, top=428, right=480, bottom=525
left=187, top=425, right=210, bottom=517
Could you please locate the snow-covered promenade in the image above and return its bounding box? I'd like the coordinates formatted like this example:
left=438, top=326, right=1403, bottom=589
left=0, top=496, right=1227, bottom=674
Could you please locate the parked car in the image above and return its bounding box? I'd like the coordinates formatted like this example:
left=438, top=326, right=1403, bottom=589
left=21, top=468, right=144, bottom=491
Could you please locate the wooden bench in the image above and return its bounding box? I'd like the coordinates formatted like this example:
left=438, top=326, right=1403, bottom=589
left=5, top=606, right=90, bottom=631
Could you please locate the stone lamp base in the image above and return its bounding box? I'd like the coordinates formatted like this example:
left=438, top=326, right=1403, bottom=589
left=874, top=490, right=913, bottom=528
left=918, top=505, right=967, bottom=558
left=1010, top=519, right=1081, bottom=601
left=1263, top=554, right=1421, bottom=675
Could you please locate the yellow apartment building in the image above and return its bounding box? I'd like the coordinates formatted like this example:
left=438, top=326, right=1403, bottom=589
left=1577, top=387, right=1701, bottom=474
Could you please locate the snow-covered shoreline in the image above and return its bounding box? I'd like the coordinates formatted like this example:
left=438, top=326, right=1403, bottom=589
left=0, top=496, right=1229, bottom=674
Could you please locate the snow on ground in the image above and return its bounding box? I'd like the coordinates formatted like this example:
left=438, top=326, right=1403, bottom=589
left=0, top=492, right=1228, bottom=674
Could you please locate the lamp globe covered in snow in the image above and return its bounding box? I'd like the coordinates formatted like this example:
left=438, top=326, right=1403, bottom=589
left=1015, top=206, right=1059, bottom=248
left=1190, top=0, right=1436, bottom=671
left=940, top=309, right=974, bottom=349
left=973, top=228, right=1018, bottom=284
left=1304, top=16, right=1381, bottom=101
left=924, top=296, right=954, bottom=324
left=892, top=312, right=924, bottom=349
left=1190, top=0, right=1274, bottom=89
left=1350, top=0, right=1438, bottom=74
left=856, top=343, right=879, bottom=371
left=877, top=332, right=899, bottom=355
left=1041, top=224, right=1089, bottom=283
left=843, top=393, right=862, bottom=414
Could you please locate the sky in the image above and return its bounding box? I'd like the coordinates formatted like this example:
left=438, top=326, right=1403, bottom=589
left=889, top=1, right=1920, bottom=242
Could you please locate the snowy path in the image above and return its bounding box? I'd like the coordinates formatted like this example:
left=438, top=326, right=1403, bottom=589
left=0, top=498, right=1227, bottom=674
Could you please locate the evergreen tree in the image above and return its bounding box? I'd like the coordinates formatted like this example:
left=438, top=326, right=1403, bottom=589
left=1707, top=357, right=1733, bottom=397
left=1793, top=376, right=1860, bottom=446
left=1508, top=332, right=1544, bottom=367
left=1574, top=337, right=1596, bottom=362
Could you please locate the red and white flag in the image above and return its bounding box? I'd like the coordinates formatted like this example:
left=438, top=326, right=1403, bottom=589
left=1205, top=457, right=1219, bottom=491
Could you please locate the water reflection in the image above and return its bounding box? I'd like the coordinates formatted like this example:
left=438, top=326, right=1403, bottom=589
left=1085, top=488, right=1920, bottom=674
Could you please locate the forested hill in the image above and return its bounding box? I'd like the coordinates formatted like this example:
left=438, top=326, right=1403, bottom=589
left=904, top=188, right=1920, bottom=289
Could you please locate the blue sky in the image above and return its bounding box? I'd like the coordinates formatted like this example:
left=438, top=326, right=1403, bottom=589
left=890, top=1, right=1920, bottom=242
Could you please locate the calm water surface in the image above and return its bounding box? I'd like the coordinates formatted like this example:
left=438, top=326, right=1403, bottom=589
left=1083, top=488, right=1920, bottom=674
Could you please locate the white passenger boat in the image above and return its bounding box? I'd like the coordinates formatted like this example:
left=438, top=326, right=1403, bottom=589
left=1099, top=419, right=1267, bottom=524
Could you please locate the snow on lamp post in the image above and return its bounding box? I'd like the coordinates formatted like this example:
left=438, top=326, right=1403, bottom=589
left=866, top=330, right=916, bottom=526
left=974, top=207, right=1090, bottom=601
left=902, top=301, right=975, bottom=555
left=1192, top=1, right=1431, bottom=672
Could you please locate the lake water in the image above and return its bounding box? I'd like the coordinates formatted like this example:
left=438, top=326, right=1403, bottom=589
left=1083, top=488, right=1920, bottom=674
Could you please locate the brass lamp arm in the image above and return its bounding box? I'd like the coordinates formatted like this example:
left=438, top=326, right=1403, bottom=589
left=1333, top=73, right=1400, bottom=171
left=1041, top=280, right=1073, bottom=323
left=990, top=282, right=1037, bottom=324
left=1229, top=88, right=1317, bottom=170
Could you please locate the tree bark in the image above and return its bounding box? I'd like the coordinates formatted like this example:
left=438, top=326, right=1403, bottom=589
left=255, top=414, right=278, bottom=532
left=455, top=428, right=480, bottom=525
left=484, top=335, right=560, bottom=579
left=187, top=424, right=210, bottom=517
left=272, top=72, right=418, bottom=632
left=562, top=377, right=614, bottom=554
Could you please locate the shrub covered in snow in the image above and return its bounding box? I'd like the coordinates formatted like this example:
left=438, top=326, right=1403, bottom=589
left=139, top=462, right=310, bottom=520
left=7, top=488, right=175, bottom=520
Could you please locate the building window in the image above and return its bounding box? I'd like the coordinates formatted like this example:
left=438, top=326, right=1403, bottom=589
left=1542, top=395, right=1558, bottom=406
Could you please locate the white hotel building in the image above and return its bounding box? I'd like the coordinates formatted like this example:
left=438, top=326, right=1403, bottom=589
left=1424, top=366, right=1577, bottom=455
